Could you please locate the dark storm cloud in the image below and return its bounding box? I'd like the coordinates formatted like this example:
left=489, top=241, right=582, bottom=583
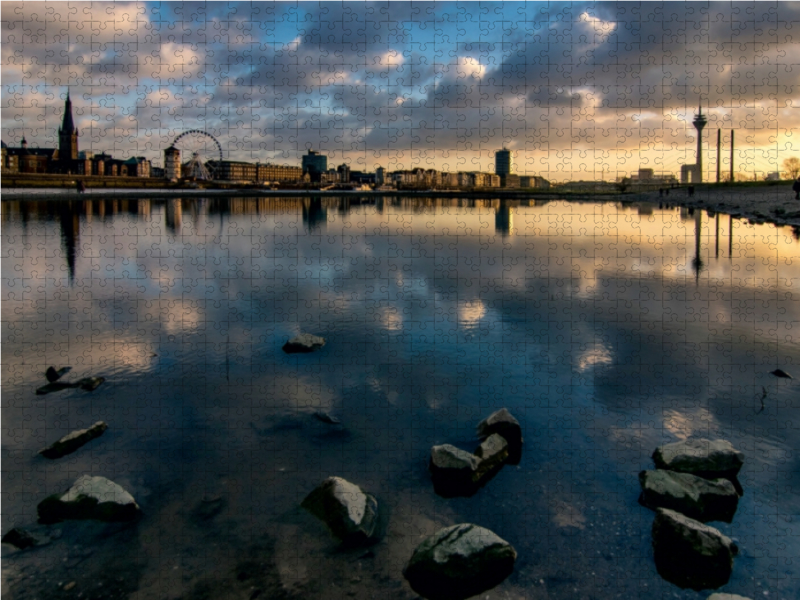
left=3, top=1, right=799, bottom=172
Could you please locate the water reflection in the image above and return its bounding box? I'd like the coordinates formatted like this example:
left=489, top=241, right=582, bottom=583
left=3, top=196, right=800, bottom=600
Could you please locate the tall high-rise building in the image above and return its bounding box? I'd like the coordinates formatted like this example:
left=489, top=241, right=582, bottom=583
left=302, top=149, right=328, bottom=178
left=58, top=91, right=79, bottom=161
left=495, top=148, right=513, bottom=176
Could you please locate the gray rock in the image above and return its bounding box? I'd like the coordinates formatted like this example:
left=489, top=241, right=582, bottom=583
left=282, top=333, right=326, bottom=353
left=653, top=438, right=744, bottom=479
left=403, top=523, right=517, bottom=600
left=39, top=421, right=108, bottom=459
left=707, top=595, right=752, bottom=600
left=652, top=507, right=738, bottom=590
left=37, top=476, right=140, bottom=524
left=301, top=477, right=380, bottom=545
left=474, top=434, right=509, bottom=480
left=313, top=411, right=341, bottom=425
left=639, top=470, right=739, bottom=522
left=429, top=444, right=482, bottom=498
left=476, top=408, right=523, bottom=464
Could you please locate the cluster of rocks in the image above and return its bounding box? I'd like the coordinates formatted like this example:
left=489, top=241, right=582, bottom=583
left=4, top=368, right=140, bottom=551
left=301, top=476, right=518, bottom=600
left=640, top=438, right=747, bottom=591
left=299, top=409, right=523, bottom=599
left=429, top=408, right=523, bottom=497
left=35, top=364, right=105, bottom=395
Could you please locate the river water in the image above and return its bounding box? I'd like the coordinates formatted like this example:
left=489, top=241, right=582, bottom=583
left=2, top=196, right=799, bottom=600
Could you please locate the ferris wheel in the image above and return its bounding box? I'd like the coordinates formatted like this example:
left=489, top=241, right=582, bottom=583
left=172, top=129, right=223, bottom=180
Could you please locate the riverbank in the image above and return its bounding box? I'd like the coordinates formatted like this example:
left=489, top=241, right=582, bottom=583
left=636, top=182, right=800, bottom=230
left=3, top=182, right=798, bottom=230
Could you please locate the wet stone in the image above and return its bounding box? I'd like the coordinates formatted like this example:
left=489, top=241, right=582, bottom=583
left=301, top=476, right=381, bottom=546
left=1, top=528, right=39, bottom=550
left=39, top=421, right=108, bottom=459
left=473, top=434, right=509, bottom=480
left=639, top=469, right=739, bottom=523
left=476, top=408, right=523, bottom=465
left=37, top=475, right=140, bottom=524
left=653, top=438, right=744, bottom=480
left=403, top=523, right=517, bottom=600
left=282, top=333, right=325, bottom=353
left=652, top=508, right=738, bottom=590
left=429, top=444, right=482, bottom=498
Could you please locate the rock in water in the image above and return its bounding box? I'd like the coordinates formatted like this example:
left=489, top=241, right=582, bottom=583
left=301, top=477, right=380, bottom=545
left=37, top=475, right=140, bottom=524
left=639, top=470, right=739, bottom=523
left=45, top=366, right=71, bottom=382
left=429, top=444, right=482, bottom=498
left=313, top=411, right=341, bottom=425
left=474, top=434, right=509, bottom=480
left=282, top=333, right=326, bottom=354
left=78, top=377, right=105, bottom=391
left=653, top=438, right=744, bottom=479
left=476, top=408, right=523, bottom=465
left=403, top=523, right=517, bottom=600
left=708, top=595, right=752, bottom=600
left=2, top=528, right=39, bottom=549
left=770, top=369, right=792, bottom=379
left=651, top=508, right=738, bottom=590
left=39, top=421, right=108, bottom=459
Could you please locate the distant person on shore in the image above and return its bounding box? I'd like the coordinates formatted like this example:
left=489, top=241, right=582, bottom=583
left=793, top=177, right=800, bottom=200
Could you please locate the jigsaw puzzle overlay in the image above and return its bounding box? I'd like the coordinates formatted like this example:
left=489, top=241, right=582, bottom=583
left=2, top=3, right=800, bottom=600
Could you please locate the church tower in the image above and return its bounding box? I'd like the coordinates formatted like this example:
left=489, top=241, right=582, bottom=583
left=58, top=91, right=79, bottom=161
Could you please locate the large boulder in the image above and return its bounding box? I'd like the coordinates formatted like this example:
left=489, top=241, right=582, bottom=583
left=282, top=333, right=326, bottom=354
left=652, top=508, right=738, bottom=590
left=429, top=444, right=482, bottom=498
left=403, top=523, right=517, bottom=600
left=37, top=476, right=140, bottom=524
left=653, top=438, right=744, bottom=479
left=301, top=477, right=380, bottom=545
left=476, top=408, right=523, bottom=465
left=639, top=470, right=739, bottom=523
left=39, top=421, right=108, bottom=459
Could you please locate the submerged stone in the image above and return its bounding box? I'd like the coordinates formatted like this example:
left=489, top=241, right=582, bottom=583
left=403, top=523, right=517, bottom=600
left=39, top=421, right=108, bottom=459
left=2, top=528, right=39, bottom=550
left=476, top=408, right=523, bottom=465
left=653, top=438, right=744, bottom=479
left=639, top=469, right=739, bottom=522
left=429, top=444, right=482, bottom=498
left=282, top=333, right=325, bottom=353
left=37, top=475, right=140, bottom=524
left=652, top=508, right=737, bottom=590
left=301, top=476, right=381, bottom=545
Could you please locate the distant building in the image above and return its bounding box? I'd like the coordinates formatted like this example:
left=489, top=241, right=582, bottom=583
left=256, top=163, right=303, bottom=182
left=164, top=146, right=181, bottom=181
left=495, top=148, right=513, bottom=176
left=337, top=163, right=350, bottom=183
left=302, top=150, right=328, bottom=181
left=376, top=167, right=385, bottom=185
left=519, top=176, right=550, bottom=189
left=766, top=171, right=781, bottom=181
left=58, top=92, right=79, bottom=162
left=5, top=137, right=55, bottom=174
left=501, top=174, right=520, bottom=188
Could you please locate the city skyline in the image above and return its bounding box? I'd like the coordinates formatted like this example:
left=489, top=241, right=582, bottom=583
left=3, top=1, right=799, bottom=181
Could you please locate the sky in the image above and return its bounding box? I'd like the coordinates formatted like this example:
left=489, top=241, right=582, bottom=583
left=2, top=1, right=800, bottom=181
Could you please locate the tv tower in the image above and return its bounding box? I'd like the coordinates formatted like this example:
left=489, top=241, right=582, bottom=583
left=692, top=100, right=707, bottom=183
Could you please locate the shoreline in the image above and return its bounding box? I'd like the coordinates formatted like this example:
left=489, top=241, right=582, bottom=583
left=3, top=183, right=799, bottom=230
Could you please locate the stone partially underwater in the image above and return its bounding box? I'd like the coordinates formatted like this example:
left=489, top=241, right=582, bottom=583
left=282, top=333, right=326, bottom=354
left=653, top=438, right=744, bottom=480
left=639, top=469, right=739, bottom=523
left=301, top=476, right=384, bottom=546
left=403, top=523, right=517, bottom=600
left=39, top=421, right=108, bottom=459
left=651, top=508, right=738, bottom=590
left=37, top=475, right=140, bottom=524
left=476, top=408, right=523, bottom=465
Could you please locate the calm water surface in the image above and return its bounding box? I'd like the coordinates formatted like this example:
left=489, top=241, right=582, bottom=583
left=2, top=196, right=799, bottom=600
